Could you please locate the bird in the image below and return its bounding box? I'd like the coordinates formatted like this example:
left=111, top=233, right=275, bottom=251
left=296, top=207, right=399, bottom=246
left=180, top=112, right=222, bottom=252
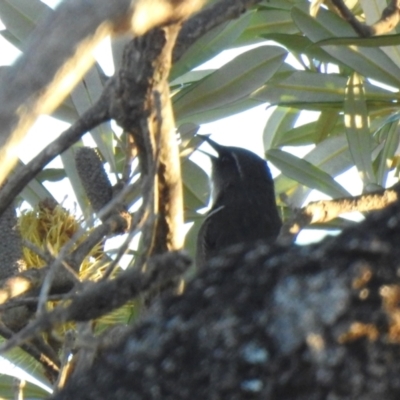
left=196, top=136, right=282, bottom=268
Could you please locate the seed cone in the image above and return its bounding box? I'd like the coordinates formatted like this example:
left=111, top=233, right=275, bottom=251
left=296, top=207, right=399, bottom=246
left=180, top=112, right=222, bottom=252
left=0, top=203, right=25, bottom=280
left=75, top=147, right=113, bottom=216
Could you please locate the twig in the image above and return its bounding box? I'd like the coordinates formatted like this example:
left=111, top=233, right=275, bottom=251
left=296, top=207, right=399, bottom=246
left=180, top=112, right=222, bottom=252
left=0, top=251, right=191, bottom=353
left=0, top=322, right=59, bottom=381
left=55, top=330, right=75, bottom=390
left=330, top=0, right=400, bottom=36
left=0, top=294, right=69, bottom=312
left=0, top=79, right=113, bottom=218
left=22, top=240, right=53, bottom=265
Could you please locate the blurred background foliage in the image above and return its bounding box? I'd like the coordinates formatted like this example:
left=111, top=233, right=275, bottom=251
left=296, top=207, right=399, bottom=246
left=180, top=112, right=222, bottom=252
left=1, top=0, right=400, bottom=395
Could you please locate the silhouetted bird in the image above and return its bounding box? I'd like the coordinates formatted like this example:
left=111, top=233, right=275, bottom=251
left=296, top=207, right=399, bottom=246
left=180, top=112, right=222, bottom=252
left=196, top=137, right=281, bottom=268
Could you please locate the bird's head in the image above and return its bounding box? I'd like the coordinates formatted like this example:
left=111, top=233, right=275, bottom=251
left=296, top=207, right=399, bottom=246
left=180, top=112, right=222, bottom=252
left=199, top=136, right=274, bottom=202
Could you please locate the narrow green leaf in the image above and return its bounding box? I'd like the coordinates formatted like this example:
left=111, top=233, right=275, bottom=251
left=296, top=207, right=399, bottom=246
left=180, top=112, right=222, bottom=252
left=0, top=0, right=50, bottom=43
left=171, top=12, right=252, bottom=81
left=263, top=107, right=300, bottom=150
left=37, top=168, right=66, bottom=183
left=0, top=9, right=78, bottom=123
left=292, top=6, right=400, bottom=88
left=313, top=109, right=340, bottom=143
left=235, top=10, right=298, bottom=47
left=182, top=158, right=209, bottom=211
left=267, top=148, right=350, bottom=198
left=254, top=70, right=397, bottom=107
left=176, top=98, right=262, bottom=125
left=0, top=373, right=50, bottom=399
left=174, top=46, right=286, bottom=120
left=375, top=121, right=400, bottom=185
left=304, top=136, right=352, bottom=176
left=170, top=70, right=214, bottom=87
left=344, top=73, right=375, bottom=185
left=273, top=121, right=321, bottom=146
left=274, top=135, right=353, bottom=205
left=60, top=145, right=91, bottom=217
left=70, top=67, right=116, bottom=172
left=261, top=33, right=337, bottom=64
left=316, top=34, right=400, bottom=48
left=271, top=110, right=340, bottom=147
left=12, top=162, right=55, bottom=206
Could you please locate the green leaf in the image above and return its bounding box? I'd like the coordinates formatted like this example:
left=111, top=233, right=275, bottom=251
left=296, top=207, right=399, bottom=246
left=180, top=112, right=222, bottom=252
left=36, top=168, right=66, bottom=183
left=316, top=34, right=400, bottom=48
left=0, top=0, right=50, bottom=43
left=263, top=107, right=300, bottom=150
left=271, top=110, right=341, bottom=147
left=261, top=33, right=337, bottom=64
left=174, top=46, right=286, bottom=121
left=0, top=373, right=50, bottom=399
left=170, top=70, right=214, bottom=87
left=344, top=73, right=375, bottom=185
left=60, top=145, right=91, bottom=217
left=291, top=6, right=400, bottom=88
left=267, top=148, right=350, bottom=198
left=171, top=11, right=252, bottom=81
left=177, top=98, right=264, bottom=125
left=0, top=4, right=79, bottom=123
left=11, top=162, right=55, bottom=206
left=273, top=135, right=353, bottom=205
left=182, top=158, right=209, bottom=211
left=254, top=70, right=397, bottom=108
left=70, top=67, right=116, bottom=172
left=304, top=135, right=352, bottom=177
left=375, top=120, right=400, bottom=185
left=313, top=109, right=340, bottom=143
left=235, top=10, right=299, bottom=47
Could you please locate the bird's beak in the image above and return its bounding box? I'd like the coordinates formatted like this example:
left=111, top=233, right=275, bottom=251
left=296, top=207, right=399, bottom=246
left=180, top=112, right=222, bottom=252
left=197, top=148, right=218, bottom=160
left=196, top=134, right=222, bottom=159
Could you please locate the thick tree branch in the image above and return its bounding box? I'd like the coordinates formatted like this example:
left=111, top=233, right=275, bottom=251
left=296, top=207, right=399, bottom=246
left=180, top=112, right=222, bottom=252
left=173, top=0, right=263, bottom=61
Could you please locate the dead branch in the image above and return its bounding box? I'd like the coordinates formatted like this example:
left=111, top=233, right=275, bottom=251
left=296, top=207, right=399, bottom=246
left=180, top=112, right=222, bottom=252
left=279, top=183, right=400, bottom=243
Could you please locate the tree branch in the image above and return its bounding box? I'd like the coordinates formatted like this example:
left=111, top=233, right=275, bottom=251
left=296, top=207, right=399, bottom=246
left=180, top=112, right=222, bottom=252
left=0, top=251, right=191, bottom=353
left=279, top=183, right=400, bottom=243
left=330, top=0, right=400, bottom=36
left=0, top=0, right=205, bottom=186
